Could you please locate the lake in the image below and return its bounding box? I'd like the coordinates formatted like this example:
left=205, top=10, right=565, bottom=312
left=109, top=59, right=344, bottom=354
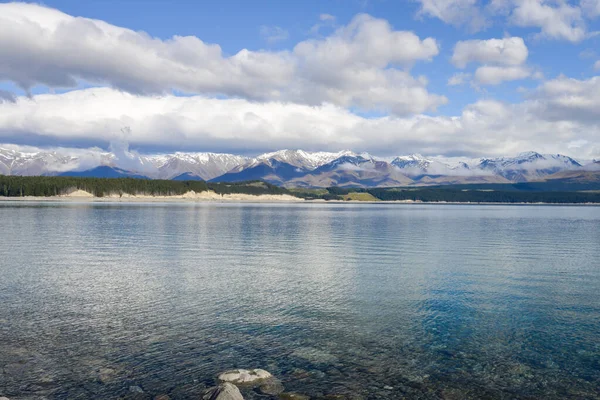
left=0, top=202, right=599, bottom=399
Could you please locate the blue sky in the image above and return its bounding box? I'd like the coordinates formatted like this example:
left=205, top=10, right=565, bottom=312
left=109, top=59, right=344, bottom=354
left=0, top=0, right=599, bottom=158
left=23, top=0, right=600, bottom=113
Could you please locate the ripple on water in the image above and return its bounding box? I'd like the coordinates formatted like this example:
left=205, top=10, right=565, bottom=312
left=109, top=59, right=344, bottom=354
left=0, top=203, right=599, bottom=399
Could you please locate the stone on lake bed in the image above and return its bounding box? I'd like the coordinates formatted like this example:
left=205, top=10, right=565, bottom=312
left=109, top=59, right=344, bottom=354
left=258, top=379, right=285, bottom=395
left=218, top=369, right=272, bottom=384
left=278, top=393, right=310, bottom=400
left=0, top=397, right=11, bottom=400
left=129, top=385, right=144, bottom=393
left=204, top=382, right=244, bottom=400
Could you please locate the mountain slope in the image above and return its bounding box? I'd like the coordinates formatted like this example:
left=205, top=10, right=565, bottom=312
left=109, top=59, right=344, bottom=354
left=477, top=152, right=582, bottom=182
left=1, top=146, right=594, bottom=189
left=210, top=159, right=309, bottom=184
left=287, top=156, right=414, bottom=188
left=145, top=152, right=248, bottom=180
left=59, top=166, right=148, bottom=179
left=254, top=149, right=355, bottom=169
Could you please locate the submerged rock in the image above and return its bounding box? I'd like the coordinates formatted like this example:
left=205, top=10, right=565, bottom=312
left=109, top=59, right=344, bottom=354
left=129, top=385, right=144, bottom=393
left=203, top=382, right=244, bottom=400
left=291, top=347, right=338, bottom=364
left=278, top=393, right=310, bottom=400
left=257, top=379, right=285, bottom=395
left=0, top=397, right=11, bottom=400
left=218, top=369, right=272, bottom=384
left=97, top=367, right=117, bottom=384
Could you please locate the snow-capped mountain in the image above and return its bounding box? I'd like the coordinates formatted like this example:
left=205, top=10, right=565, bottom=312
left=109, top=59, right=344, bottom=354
left=254, top=149, right=356, bottom=170
left=289, top=155, right=414, bottom=188
left=477, top=151, right=582, bottom=182
left=1, top=145, right=594, bottom=187
left=391, top=154, right=470, bottom=176
left=0, top=147, right=248, bottom=180
left=0, top=147, right=110, bottom=176
left=142, top=152, right=249, bottom=180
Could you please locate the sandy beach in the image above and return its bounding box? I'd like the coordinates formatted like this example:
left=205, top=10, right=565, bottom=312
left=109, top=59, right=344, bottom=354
left=0, top=189, right=306, bottom=203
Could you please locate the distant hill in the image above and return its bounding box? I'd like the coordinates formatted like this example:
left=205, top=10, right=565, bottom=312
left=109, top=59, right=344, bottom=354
left=210, top=159, right=309, bottom=184
left=59, top=166, right=148, bottom=179
left=172, top=172, right=204, bottom=181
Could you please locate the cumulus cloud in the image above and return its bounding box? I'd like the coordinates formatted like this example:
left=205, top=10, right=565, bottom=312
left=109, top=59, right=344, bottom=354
left=259, top=25, right=289, bottom=43
left=595, top=60, right=600, bottom=70
left=0, top=3, right=443, bottom=115
left=0, top=84, right=599, bottom=159
left=474, top=65, right=531, bottom=84
left=448, top=72, right=471, bottom=85
left=418, top=0, right=598, bottom=42
left=451, top=37, right=531, bottom=85
left=415, top=0, right=488, bottom=31
left=509, top=0, right=587, bottom=42
left=0, top=90, right=16, bottom=103
left=452, top=37, right=528, bottom=68
left=529, top=75, right=600, bottom=122
left=581, top=0, right=600, bottom=17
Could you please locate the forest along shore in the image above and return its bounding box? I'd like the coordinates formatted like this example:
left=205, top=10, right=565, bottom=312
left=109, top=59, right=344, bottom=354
left=1, top=175, right=600, bottom=203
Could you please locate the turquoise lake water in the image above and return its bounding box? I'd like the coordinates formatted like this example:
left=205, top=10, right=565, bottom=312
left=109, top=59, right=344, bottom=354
left=0, top=202, right=599, bottom=399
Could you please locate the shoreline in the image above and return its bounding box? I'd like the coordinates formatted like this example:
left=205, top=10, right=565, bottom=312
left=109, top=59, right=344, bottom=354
left=1, top=195, right=599, bottom=206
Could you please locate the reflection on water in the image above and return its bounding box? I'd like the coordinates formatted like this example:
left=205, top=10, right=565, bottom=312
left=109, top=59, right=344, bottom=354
left=0, top=202, right=599, bottom=399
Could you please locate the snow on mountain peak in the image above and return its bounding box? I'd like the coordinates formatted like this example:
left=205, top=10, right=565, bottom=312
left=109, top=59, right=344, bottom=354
left=255, top=149, right=357, bottom=170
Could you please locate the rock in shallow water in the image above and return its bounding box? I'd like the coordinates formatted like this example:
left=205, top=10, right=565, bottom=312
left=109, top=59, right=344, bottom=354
left=278, top=393, right=310, bottom=400
left=204, top=382, right=244, bottom=400
left=218, top=369, right=272, bottom=384
left=257, top=379, right=285, bottom=395
left=129, top=385, right=144, bottom=393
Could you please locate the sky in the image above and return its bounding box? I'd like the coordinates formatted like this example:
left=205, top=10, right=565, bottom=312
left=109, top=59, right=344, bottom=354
left=0, top=0, right=599, bottom=159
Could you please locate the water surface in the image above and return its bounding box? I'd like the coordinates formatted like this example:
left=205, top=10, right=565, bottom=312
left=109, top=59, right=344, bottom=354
left=1, top=202, right=599, bottom=399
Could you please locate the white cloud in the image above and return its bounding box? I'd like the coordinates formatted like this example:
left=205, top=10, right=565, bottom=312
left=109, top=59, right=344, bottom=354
left=452, top=37, right=528, bottom=68
left=319, top=14, right=336, bottom=21
left=0, top=82, right=599, bottom=159
left=447, top=72, right=471, bottom=85
left=581, top=0, right=600, bottom=18
left=0, top=90, right=16, bottom=103
left=509, top=0, right=587, bottom=42
left=594, top=60, right=600, bottom=70
left=530, top=75, right=600, bottom=122
left=0, top=3, right=443, bottom=115
left=451, top=37, right=531, bottom=85
left=418, top=0, right=598, bottom=42
left=474, top=65, right=531, bottom=84
left=259, top=25, right=289, bottom=44
left=415, top=0, right=488, bottom=31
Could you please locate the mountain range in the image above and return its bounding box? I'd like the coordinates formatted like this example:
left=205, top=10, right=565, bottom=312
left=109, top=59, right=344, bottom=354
left=1, top=147, right=598, bottom=188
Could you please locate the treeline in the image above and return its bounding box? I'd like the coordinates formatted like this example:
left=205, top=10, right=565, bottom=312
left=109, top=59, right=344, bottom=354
left=299, top=186, right=600, bottom=203
left=0, top=175, right=288, bottom=197
left=365, top=188, right=600, bottom=203
left=1, top=175, right=599, bottom=203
